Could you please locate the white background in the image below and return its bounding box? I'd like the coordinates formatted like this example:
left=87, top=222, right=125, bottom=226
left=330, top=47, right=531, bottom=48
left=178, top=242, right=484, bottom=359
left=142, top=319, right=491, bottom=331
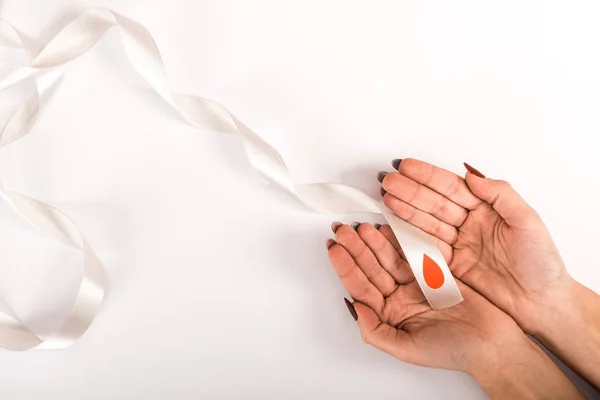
left=1, top=0, right=600, bottom=399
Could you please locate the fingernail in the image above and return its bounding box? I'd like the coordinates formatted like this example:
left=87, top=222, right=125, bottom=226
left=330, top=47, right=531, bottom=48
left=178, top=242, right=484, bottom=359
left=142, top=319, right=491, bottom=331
left=331, top=221, right=343, bottom=233
left=392, top=159, right=403, bottom=170
left=464, top=162, right=486, bottom=178
left=374, top=223, right=381, bottom=229
left=344, top=298, right=358, bottom=321
left=351, top=221, right=360, bottom=230
left=377, top=171, right=388, bottom=183
left=380, top=187, right=386, bottom=197
left=326, top=238, right=337, bottom=250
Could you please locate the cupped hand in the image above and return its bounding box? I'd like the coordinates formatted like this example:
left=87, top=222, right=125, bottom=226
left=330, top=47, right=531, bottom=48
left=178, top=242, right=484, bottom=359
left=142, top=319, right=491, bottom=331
left=327, top=222, right=531, bottom=373
left=378, top=159, right=572, bottom=335
left=326, top=222, right=583, bottom=399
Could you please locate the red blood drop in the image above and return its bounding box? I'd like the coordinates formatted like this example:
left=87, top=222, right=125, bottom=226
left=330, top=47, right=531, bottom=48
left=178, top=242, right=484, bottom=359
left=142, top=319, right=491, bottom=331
left=423, top=254, right=445, bottom=289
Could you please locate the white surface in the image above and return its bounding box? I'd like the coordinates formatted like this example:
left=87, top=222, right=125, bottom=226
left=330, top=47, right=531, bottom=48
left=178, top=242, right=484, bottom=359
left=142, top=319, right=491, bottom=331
left=1, top=0, right=599, bottom=398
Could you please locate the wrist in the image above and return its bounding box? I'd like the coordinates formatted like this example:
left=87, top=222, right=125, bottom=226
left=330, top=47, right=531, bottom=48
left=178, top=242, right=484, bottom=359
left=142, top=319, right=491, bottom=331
left=470, top=336, right=539, bottom=399
left=533, top=279, right=600, bottom=343
left=520, top=275, right=579, bottom=336
left=470, top=336, right=583, bottom=399
left=532, top=279, right=600, bottom=390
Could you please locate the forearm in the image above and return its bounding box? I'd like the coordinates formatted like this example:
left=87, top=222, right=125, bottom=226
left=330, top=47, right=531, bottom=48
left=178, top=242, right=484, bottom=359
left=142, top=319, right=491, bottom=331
left=471, top=336, right=584, bottom=400
left=533, top=279, right=600, bottom=390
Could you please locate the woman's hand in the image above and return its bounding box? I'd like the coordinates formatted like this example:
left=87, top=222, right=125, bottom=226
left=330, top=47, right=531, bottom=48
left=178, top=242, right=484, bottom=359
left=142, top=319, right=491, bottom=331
left=326, top=222, right=583, bottom=399
left=379, top=159, right=570, bottom=332
left=379, top=158, right=600, bottom=389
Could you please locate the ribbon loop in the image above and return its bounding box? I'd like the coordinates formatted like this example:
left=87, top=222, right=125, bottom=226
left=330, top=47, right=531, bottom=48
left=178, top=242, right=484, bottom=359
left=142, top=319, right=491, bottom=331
left=0, top=7, right=462, bottom=351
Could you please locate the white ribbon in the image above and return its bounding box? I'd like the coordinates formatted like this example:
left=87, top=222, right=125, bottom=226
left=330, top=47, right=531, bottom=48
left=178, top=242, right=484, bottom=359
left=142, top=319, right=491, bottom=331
left=0, top=7, right=462, bottom=351
left=0, top=16, right=106, bottom=350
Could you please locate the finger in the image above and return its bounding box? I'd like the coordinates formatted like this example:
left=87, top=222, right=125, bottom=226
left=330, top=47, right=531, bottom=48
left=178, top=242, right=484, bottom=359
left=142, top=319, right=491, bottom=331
left=328, top=242, right=385, bottom=313
left=377, top=225, right=403, bottom=253
left=382, top=172, right=468, bottom=227
left=382, top=194, right=458, bottom=245
left=463, top=164, right=540, bottom=228
left=396, top=158, right=483, bottom=210
left=380, top=223, right=453, bottom=265
left=335, top=224, right=398, bottom=296
left=428, top=234, right=453, bottom=264
left=377, top=225, right=408, bottom=261
left=357, top=223, right=414, bottom=284
left=378, top=225, right=400, bottom=247
left=353, top=302, right=418, bottom=364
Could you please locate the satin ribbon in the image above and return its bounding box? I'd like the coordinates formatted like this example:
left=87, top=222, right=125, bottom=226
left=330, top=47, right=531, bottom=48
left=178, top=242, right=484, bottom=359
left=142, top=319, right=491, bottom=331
left=0, top=16, right=106, bottom=350
left=0, top=7, right=462, bottom=351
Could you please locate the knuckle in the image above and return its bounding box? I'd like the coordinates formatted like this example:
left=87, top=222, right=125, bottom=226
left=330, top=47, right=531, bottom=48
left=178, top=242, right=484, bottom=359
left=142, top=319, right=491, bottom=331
left=361, top=330, right=373, bottom=345
left=429, top=218, right=442, bottom=235
left=445, top=176, right=461, bottom=198
left=450, top=228, right=459, bottom=245
left=392, top=257, right=405, bottom=273
left=406, top=205, right=418, bottom=222
left=371, top=239, right=387, bottom=255
left=407, top=184, right=421, bottom=203
left=365, top=264, right=382, bottom=280
left=424, top=163, right=436, bottom=186
left=497, top=180, right=512, bottom=190
left=431, top=196, right=446, bottom=215
left=356, top=284, right=374, bottom=300
left=455, top=209, right=469, bottom=227
left=354, top=244, right=368, bottom=260
left=385, top=195, right=408, bottom=217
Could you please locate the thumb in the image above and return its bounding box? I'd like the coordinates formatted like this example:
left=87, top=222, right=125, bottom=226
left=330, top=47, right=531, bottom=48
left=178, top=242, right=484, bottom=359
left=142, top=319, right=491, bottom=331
left=463, top=163, right=539, bottom=228
left=350, top=301, right=417, bottom=364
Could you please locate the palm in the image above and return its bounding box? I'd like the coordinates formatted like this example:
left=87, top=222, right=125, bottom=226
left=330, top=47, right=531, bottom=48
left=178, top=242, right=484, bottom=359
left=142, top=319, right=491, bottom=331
left=380, top=159, right=570, bottom=331
left=450, top=205, right=518, bottom=307
left=327, top=222, right=523, bottom=372
left=452, top=202, right=567, bottom=327
left=399, top=290, right=514, bottom=369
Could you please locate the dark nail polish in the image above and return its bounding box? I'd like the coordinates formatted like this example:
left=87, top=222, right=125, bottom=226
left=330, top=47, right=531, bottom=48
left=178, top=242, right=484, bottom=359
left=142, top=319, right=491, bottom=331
left=326, top=238, right=337, bottom=250
left=392, top=159, right=403, bottom=170
left=380, top=187, right=386, bottom=197
left=374, top=223, right=381, bottom=229
left=344, top=298, right=358, bottom=321
left=331, top=221, right=343, bottom=233
left=351, top=221, right=360, bottom=230
left=377, top=171, right=388, bottom=183
left=464, top=162, right=486, bottom=178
